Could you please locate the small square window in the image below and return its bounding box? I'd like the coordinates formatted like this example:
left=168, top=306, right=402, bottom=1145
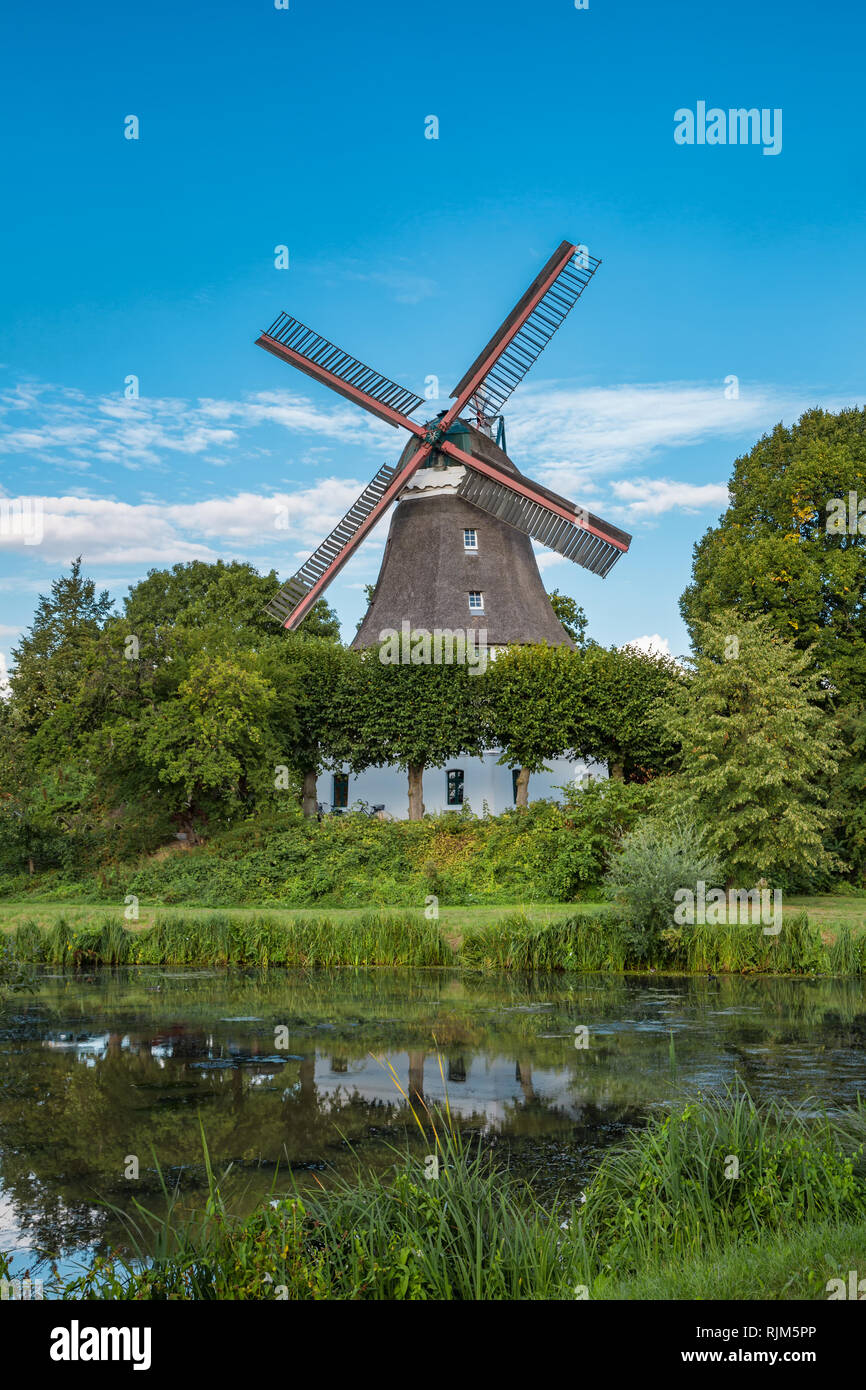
left=332, top=773, right=349, bottom=809
left=447, top=769, right=465, bottom=806
left=463, top=528, right=478, bottom=550
left=468, top=591, right=484, bottom=612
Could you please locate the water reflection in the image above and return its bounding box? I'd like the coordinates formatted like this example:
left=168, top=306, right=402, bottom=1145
left=1, top=966, right=865, bottom=1281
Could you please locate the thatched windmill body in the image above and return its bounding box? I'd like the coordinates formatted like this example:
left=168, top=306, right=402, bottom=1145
left=256, top=241, right=631, bottom=815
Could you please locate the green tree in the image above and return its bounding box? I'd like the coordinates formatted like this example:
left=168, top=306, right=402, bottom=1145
left=135, top=650, right=281, bottom=840
left=681, top=407, right=866, bottom=700
left=9, top=557, right=115, bottom=730
left=124, top=559, right=340, bottom=642
left=547, top=590, right=588, bottom=646
left=260, top=636, right=349, bottom=816
left=656, top=612, right=841, bottom=887
left=577, top=644, right=684, bottom=781
left=487, top=644, right=583, bottom=806
left=343, top=643, right=488, bottom=819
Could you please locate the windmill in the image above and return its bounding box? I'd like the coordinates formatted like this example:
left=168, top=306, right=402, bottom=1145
left=255, top=240, right=631, bottom=637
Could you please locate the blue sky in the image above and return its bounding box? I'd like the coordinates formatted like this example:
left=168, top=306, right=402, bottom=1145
left=1, top=0, right=864, bottom=673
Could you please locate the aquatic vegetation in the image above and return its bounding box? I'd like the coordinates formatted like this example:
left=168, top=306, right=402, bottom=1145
left=458, top=908, right=843, bottom=976
left=582, top=1085, right=866, bottom=1275
left=57, top=1087, right=866, bottom=1301
left=459, top=911, right=629, bottom=971
left=12, top=918, right=46, bottom=962
left=6, top=911, right=455, bottom=969
left=3, top=903, right=861, bottom=975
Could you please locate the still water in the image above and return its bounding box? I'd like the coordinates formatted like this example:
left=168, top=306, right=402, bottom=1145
left=2, top=966, right=865, bottom=1285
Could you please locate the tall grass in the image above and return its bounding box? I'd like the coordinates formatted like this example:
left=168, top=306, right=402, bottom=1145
left=7, top=911, right=453, bottom=969
left=459, top=911, right=629, bottom=971
left=59, top=1085, right=866, bottom=1301
left=680, top=911, right=826, bottom=974
left=460, top=908, right=852, bottom=975
left=581, top=1084, right=865, bottom=1275
left=6, top=907, right=862, bottom=975
left=63, top=1105, right=585, bottom=1300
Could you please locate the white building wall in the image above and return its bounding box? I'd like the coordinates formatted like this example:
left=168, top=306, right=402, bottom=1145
left=316, top=750, right=607, bottom=819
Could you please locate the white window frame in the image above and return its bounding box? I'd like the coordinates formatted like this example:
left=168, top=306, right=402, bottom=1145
left=463, top=528, right=478, bottom=551
left=468, top=591, right=484, bottom=612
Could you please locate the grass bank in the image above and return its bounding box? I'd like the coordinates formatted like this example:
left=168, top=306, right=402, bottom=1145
left=48, top=1087, right=866, bottom=1300
left=4, top=905, right=866, bottom=975
left=0, top=793, right=649, bottom=909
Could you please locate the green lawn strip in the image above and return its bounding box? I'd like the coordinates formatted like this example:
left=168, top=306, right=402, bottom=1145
left=0, top=900, right=591, bottom=936
left=594, top=1217, right=866, bottom=1300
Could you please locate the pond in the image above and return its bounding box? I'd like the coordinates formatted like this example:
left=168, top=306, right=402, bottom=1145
left=2, top=966, right=865, bottom=1291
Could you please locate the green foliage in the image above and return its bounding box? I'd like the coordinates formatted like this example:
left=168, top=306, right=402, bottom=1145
left=487, top=642, right=583, bottom=778
left=342, top=643, right=488, bottom=816
left=827, top=699, right=866, bottom=884
left=122, top=558, right=340, bottom=642
left=62, top=1121, right=584, bottom=1301
left=657, top=611, right=842, bottom=887
left=680, top=406, right=866, bottom=701
left=57, top=1090, right=866, bottom=1301
left=459, top=911, right=630, bottom=971
left=582, top=1086, right=866, bottom=1274
left=456, top=906, right=840, bottom=975
left=678, top=911, right=829, bottom=975
left=136, top=648, right=280, bottom=817
left=8, top=556, right=115, bottom=732
left=10, top=911, right=452, bottom=968
left=576, top=642, right=685, bottom=779
left=546, top=589, right=588, bottom=645
left=84, top=789, right=650, bottom=908
left=487, top=643, right=681, bottom=788
left=605, top=815, right=725, bottom=960
left=9, top=901, right=847, bottom=975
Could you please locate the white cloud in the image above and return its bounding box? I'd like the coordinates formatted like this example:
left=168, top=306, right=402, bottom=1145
left=506, top=380, right=821, bottom=491
left=0, top=482, right=390, bottom=566
left=0, top=381, right=393, bottom=474
left=610, top=477, right=730, bottom=517
left=621, top=634, right=672, bottom=658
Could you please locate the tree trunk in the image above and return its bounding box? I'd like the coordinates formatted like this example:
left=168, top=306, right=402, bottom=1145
left=609, top=761, right=624, bottom=782
left=408, top=1050, right=425, bottom=1110
left=301, top=769, right=318, bottom=818
left=27, top=856, right=34, bottom=877
left=516, top=1058, right=536, bottom=1102
left=515, top=766, right=530, bottom=807
left=407, top=762, right=425, bottom=821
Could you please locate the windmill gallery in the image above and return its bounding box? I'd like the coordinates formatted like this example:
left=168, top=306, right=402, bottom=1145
left=255, top=241, right=632, bottom=818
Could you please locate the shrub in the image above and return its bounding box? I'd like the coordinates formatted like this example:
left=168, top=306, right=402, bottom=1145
left=604, top=815, right=725, bottom=961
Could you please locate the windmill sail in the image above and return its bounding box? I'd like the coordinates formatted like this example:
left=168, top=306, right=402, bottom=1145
left=451, top=242, right=600, bottom=421
left=258, top=314, right=424, bottom=427
left=456, top=466, right=629, bottom=578
left=265, top=459, right=401, bottom=624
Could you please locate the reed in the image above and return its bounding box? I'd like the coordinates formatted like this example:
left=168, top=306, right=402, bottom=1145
left=459, top=911, right=629, bottom=971
left=12, top=918, right=46, bottom=962
left=581, top=1084, right=865, bottom=1274
left=59, top=1086, right=866, bottom=1301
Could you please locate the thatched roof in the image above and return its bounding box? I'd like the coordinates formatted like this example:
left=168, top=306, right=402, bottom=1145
left=352, top=421, right=575, bottom=649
